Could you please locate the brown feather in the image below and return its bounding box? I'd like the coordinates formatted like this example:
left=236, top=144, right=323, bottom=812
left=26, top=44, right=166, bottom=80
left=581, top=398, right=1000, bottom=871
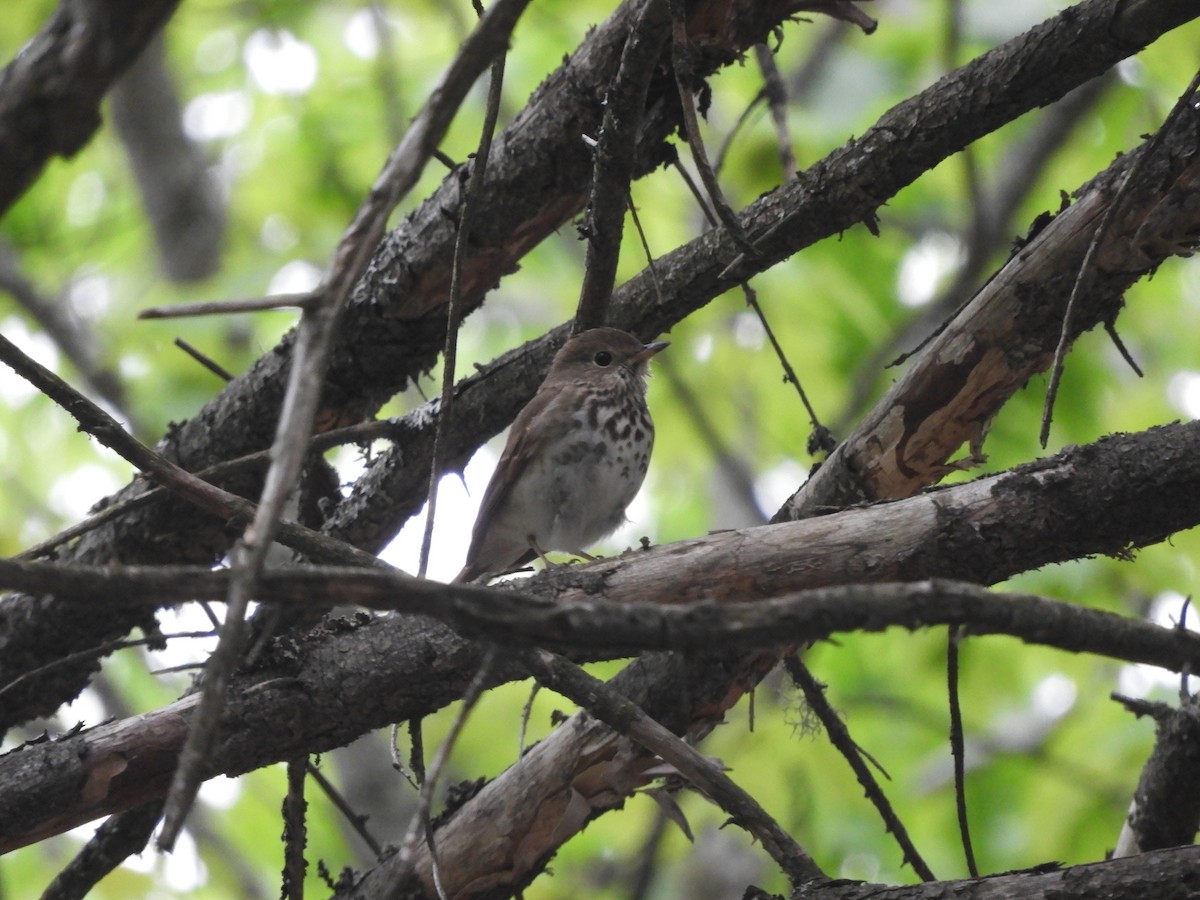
left=456, top=382, right=567, bottom=581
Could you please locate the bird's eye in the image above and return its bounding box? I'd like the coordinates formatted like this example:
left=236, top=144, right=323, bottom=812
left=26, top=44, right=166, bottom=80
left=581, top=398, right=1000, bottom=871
left=593, top=350, right=613, bottom=367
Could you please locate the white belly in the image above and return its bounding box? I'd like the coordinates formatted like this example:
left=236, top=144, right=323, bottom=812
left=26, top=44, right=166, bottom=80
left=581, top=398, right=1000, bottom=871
left=507, top=409, right=653, bottom=553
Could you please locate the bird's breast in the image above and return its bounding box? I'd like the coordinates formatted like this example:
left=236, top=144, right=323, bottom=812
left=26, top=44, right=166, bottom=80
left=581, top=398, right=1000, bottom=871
left=536, top=398, right=654, bottom=550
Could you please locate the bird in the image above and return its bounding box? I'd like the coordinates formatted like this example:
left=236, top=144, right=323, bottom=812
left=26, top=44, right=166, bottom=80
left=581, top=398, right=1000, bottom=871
left=453, top=327, right=668, bottom=583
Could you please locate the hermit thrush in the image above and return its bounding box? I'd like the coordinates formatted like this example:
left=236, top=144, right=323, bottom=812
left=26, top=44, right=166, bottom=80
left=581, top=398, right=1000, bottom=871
left=454, top=327, right=668, bottom=583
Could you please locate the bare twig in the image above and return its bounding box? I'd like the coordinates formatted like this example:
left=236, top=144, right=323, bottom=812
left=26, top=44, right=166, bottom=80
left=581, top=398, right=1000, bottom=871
left=17, top=416, right=404, bottom=561
left=140, top=293, right=318, bottom=319
left=947, top=626, right=979, bottom=877
left=742, top=283, right=834, bottom=454
left=173, top=338, right=234, bottom=382
left=0, top=330, right=383, bottom=569
left=713, top=89, right=768, bottom=177
left=307, top=761, right=384, bottom=860
left=714, top=19, right=854, bottom=177
left=752, top=43, right=796, bottom=179
left=420, top=17, right=508, bottom=578
left=667, top=0, right=757, bottom=259
left=282, top=759, right=308, bottom=899
left=625, top=189, right=764, bottom=522
left=518, top=681, right=541, bottom=756
left=1104, top=319, right=1144, bottom=377
left=674, top=165, right=831, bottom=450
left=785, top=656, right=936, bottom=880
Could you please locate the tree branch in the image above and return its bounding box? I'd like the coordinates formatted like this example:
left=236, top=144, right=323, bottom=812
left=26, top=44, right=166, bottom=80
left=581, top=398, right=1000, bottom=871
left=799, top=844, right=1200, bottom=899
left=5, top=570, right=1200, bottom=678
left=0, top=0, right=182, bottom=216
left=7, top=420, right=1200, bottom=854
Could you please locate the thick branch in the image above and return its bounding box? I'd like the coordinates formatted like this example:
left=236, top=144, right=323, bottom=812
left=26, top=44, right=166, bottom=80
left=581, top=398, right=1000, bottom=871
left=4, top=570, right=1200, bottom=678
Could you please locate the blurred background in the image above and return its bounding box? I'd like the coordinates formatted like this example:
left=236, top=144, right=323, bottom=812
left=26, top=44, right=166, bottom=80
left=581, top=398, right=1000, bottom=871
left=1, top=0, right=1198, bottom=896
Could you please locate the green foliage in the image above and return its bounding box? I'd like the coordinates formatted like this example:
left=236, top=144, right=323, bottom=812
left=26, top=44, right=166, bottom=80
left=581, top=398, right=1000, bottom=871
left=1, top=0, right=1198, bottom=896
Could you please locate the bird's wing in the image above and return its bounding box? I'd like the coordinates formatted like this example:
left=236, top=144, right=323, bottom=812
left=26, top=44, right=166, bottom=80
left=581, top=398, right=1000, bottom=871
left=465, top=380, right=567, bottom=555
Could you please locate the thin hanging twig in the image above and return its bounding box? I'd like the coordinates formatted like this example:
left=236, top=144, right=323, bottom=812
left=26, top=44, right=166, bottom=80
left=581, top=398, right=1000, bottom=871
left=947, top=625, right=979, bottom=877
left=667, top=109, right=831, bottom=446
left=631, top=161, right=765, bottom=519
left=419, top=11, right=509, bottom=579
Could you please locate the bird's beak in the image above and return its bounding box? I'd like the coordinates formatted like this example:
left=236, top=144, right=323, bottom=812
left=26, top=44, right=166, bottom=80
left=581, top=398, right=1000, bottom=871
left=634, top=340, right=669, bottom=364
